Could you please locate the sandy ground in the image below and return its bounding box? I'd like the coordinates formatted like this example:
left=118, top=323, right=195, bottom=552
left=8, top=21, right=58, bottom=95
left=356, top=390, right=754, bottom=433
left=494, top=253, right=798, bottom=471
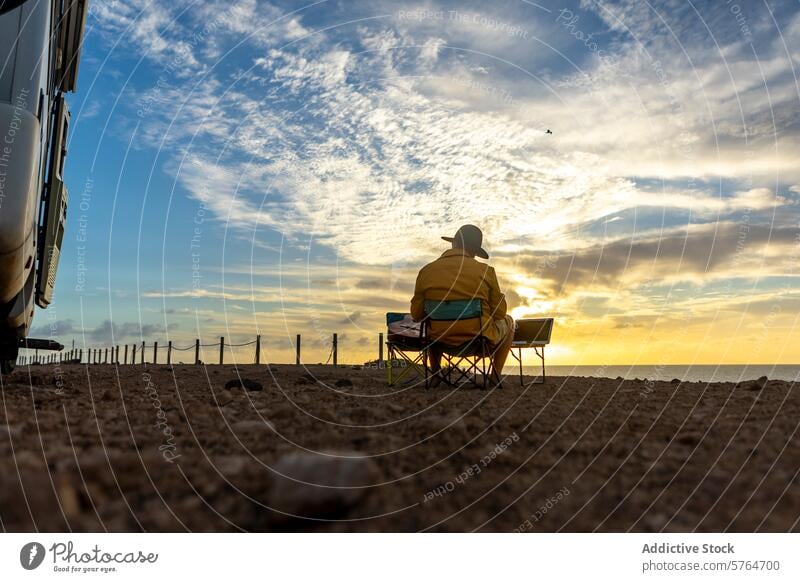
left=0, top=363, right=798, bottom=532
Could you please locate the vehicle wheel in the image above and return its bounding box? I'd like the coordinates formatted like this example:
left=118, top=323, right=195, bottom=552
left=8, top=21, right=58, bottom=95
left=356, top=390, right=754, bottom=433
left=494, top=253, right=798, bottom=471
left=0, top=340, right=18, bottom=375
left=0, top=358, right=15, bottom=374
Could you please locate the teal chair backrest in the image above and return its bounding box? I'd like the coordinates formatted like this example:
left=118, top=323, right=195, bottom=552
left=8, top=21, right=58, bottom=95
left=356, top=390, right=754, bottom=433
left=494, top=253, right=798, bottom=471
left=424, top=299, right=482, bottom=321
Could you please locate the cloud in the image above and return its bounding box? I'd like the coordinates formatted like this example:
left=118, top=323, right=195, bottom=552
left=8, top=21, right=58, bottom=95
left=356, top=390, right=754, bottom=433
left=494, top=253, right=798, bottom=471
left=113, top=1, right=796, bottom=271
left=29, top=319, right=172, bottom=343
left=341, top=311, right=362, bottom=324
left=509, top=222, right=800, bottom=295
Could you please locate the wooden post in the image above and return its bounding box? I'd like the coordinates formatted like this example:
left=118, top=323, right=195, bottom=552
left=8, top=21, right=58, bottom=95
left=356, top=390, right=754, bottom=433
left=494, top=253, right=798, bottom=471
left=124, top=344, right=128, bottom=365
left=132, top=344, right=137, bottom=365
left=141, top=341, right=145, bottom=365
left=104, top=348, right=108, bottom=364
left=219, top=337, right=224, bottom=365
left=296, top=334, right=301, bottom=365
left=79, top=348, right=82, bottom=363
left=153, top=341, right=158, bottom=365
left=116, top=345, right=120, bottom=364
left=378, top=332, right=383, bottom=363
left=195, top=339, right=200, bottom=364
left=255, top=334, right=261, bottom=365
left=332, top=333, right=338, bottom=366
left=167, top=341, right=172, bottom=365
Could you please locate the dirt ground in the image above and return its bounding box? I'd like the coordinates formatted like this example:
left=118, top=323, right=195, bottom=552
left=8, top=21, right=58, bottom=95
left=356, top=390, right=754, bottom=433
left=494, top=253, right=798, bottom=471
left=0, top=363, right=798, bottom=532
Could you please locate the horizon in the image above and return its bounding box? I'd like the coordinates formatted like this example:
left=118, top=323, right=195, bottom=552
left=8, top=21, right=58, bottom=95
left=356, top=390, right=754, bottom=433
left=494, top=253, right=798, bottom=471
left=26, top=0, right=800, bottom=367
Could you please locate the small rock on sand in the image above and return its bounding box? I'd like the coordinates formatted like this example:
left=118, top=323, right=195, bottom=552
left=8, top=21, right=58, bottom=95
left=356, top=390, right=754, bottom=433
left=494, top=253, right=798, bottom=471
left=745, top=376, right=769, bottom=391
left=268, top=451, right=379, bottom=524
left=0, top=424, right=21, bottom=441
left=232, top=420, right=275, bottom=433
left=225, top=378, right=263, bottom=391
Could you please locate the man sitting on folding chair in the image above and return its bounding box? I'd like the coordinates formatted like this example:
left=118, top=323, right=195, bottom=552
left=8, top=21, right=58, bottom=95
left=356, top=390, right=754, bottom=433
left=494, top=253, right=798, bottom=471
left=410, top=224, right=514, bottom=388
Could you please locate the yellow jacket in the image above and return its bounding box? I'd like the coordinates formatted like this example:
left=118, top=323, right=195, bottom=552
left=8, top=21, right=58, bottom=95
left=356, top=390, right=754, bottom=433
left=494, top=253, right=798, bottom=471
left=410, top=248, right=507, bottom=345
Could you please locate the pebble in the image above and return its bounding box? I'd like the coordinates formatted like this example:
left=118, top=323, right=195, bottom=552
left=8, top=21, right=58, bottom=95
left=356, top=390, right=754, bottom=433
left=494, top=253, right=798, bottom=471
left=268, top=451, right=379, bottom=523
left=232, top=420, right=275, bottom=433
left=225, top=378, right=263, bottom=392
left=0, top=424, right=21, bottom=440
left=745, top=376, right=769, bottom=391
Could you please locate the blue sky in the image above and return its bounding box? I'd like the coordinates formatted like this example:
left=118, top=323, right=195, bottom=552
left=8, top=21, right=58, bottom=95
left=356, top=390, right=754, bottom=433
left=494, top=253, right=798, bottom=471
left=35, top=0, right=800, bottom=364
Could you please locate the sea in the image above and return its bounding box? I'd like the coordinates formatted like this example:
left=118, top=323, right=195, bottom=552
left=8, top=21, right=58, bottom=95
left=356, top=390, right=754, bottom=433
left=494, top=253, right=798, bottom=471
left=520, top=364, right=800, bottom=383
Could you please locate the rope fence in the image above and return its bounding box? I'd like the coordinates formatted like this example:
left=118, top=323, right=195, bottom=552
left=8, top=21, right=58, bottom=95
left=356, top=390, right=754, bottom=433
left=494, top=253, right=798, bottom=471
left=15, top=332, right=383, bottom=368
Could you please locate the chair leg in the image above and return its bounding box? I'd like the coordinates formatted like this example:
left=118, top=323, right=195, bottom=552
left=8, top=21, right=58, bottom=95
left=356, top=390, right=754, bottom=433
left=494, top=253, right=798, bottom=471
left=424, top=347, right=429, bottom=389
left=541, top=346, right=546, bottom=383
left=387, top=345, right=393, bottom=386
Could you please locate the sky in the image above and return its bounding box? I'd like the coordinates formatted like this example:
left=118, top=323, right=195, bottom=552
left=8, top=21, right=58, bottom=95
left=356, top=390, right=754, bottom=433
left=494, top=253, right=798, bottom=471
left=31, top=0, right=800, bottom=366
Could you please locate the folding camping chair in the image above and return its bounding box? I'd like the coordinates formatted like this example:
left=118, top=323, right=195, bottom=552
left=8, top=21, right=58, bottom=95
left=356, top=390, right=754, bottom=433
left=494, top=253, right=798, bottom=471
left=423, top=298, right=499, bottom=390
left=509, top=318, right=554, bottom=386
left=385, top=313, right=428, bottom=387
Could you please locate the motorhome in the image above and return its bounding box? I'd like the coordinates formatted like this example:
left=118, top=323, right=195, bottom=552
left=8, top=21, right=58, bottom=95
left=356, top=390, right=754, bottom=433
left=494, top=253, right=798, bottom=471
left=0, top=0, right=87, bottom=371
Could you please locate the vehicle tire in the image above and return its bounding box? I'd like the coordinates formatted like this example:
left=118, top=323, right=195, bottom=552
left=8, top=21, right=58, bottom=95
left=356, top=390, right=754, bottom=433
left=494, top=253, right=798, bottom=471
left=0, top=338, right=18, bottom=375
left=0, top=357, right=15, bottom=374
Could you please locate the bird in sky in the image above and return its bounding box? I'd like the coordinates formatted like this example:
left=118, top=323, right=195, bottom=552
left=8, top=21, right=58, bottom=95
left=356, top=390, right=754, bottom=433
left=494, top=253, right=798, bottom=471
left=545, top=129, right=553, bottom=134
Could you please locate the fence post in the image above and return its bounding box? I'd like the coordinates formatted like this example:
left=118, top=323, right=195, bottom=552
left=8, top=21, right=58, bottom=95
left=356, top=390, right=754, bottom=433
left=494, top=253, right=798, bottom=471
left=153, top=341, right=158, bottom=365
left=296, top=334, right=301, bottom=365
left=79, top=348, right=83, bottom=363
left=332, top=333, right=338, bottom=366
left=195, top=339, right=200, bottom=365
left=104, top=348, right=108, bottom=364
left=255, top=334, right=261, bottom=365
left=378, top=333, right=383, bottom=363
left=219, top=337, right=224, bottom=365
left=141, top=341, right=145, bottom=365
left=124, top=344, right=128, bottom=365
left=167, top=341, right=172, bottom=365
left=132, top=344, right=137, bottom=365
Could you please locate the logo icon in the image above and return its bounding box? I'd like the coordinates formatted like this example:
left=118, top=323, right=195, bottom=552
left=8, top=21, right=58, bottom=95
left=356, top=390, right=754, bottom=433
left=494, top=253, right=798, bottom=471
left=20, top=542, right=46, bottom=570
